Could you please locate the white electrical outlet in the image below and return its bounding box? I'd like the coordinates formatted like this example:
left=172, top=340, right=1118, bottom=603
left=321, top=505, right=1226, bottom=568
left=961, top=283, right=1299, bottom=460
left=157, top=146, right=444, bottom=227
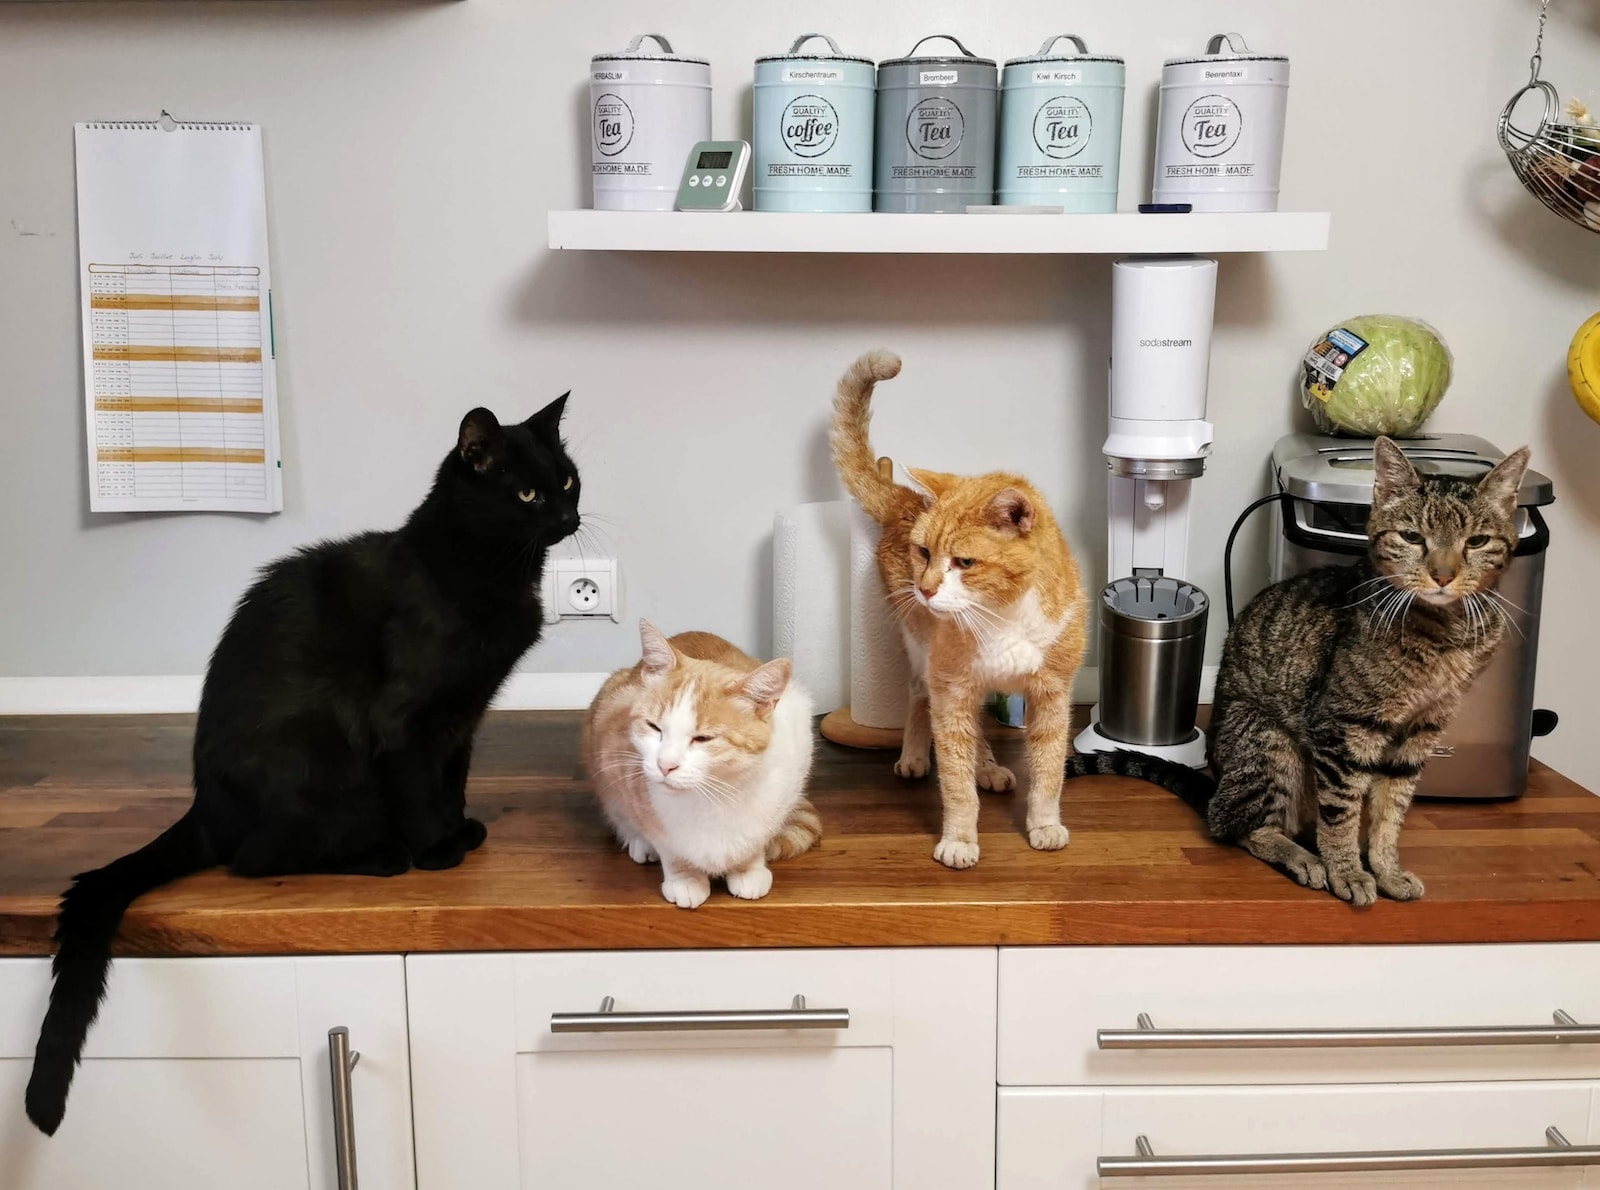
left=542, top=556, right=621, bottom=623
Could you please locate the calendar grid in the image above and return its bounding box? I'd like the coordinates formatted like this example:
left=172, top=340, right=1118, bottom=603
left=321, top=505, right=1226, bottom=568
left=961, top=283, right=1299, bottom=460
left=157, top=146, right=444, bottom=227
left=88, top=264, right=270, bottom=505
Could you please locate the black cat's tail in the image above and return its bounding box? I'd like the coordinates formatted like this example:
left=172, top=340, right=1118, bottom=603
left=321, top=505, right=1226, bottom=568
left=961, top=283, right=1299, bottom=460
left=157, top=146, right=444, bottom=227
left=1065, top=750, right=1216, bottom=815
left=26, top=808, right=211, bottom=1136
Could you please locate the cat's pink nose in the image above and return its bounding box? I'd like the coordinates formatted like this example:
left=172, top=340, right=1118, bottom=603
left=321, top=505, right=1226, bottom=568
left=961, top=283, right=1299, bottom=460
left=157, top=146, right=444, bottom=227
left=1431, top=569, right=1456, bottom=586
left=658, top=760, right=679, bottom=777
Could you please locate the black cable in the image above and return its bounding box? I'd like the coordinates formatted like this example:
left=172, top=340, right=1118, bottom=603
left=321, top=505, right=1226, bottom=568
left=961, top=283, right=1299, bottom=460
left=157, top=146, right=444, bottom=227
left=1223, top=492, right=1291, bottom=627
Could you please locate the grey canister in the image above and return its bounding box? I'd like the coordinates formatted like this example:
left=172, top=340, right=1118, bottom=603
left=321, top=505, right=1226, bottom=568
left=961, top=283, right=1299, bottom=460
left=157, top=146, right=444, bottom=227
left=999, top=35, right=1125, bottom=212
left=754, top=34, right=876, bottom=212
left=874, top=35, right=997, bottom=213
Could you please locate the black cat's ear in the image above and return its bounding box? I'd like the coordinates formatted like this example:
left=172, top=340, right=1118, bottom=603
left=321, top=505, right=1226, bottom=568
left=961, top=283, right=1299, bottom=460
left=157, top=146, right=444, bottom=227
left=458, top=408, right=504, bottom=473
left=1478, top=446, right=1531, bottom=513
left=1372, top=436, right=1421, bottom=507
left=525, top=392, right=570, bottom=441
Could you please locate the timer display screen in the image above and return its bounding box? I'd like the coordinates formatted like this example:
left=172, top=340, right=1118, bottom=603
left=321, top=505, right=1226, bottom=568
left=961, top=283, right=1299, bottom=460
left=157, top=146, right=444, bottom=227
left=695, top=150, right=733, bottom=169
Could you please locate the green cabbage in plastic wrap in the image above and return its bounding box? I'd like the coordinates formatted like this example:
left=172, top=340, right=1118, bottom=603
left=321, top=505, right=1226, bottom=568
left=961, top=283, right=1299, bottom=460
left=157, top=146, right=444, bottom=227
left=1299, top=315, right=1453, bottom=437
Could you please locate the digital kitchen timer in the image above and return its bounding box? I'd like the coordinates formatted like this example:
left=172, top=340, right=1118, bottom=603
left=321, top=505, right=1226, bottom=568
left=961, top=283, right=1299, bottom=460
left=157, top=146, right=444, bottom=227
left=675, top=140, right=750, bottom=212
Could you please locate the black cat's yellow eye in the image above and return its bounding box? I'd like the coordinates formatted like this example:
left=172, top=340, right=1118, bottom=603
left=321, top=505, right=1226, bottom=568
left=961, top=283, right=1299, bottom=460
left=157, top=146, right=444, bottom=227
left=644, top=720, right=660, bottom=732
left=1466, top=534, right=1490, bottom=548
left=517, top=488, right=537, bottom=503
left=691, top=734, right=714, bottom=744
left=563, top=476, right=573, bottom=491
left=953, top=557, right=975, bottom=569
left=1399, top=529, right=1425, bottom=545
left=917, top=545, right=931, bottom=560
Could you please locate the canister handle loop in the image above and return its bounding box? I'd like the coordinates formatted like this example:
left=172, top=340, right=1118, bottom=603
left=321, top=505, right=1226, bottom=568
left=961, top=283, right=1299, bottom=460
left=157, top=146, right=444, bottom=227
left=1205, top=32, right=1251, bottom=55
left=1036, top=34, right=1090, bottom=56
left=622, top=33, right=676, bottom=56
left=905, top=34, right=980, bottom=60
left=787, top=33, right=845, bottom=57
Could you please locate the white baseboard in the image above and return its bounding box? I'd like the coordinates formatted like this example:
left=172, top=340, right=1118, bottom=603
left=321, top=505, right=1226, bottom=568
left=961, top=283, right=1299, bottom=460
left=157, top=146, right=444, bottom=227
left=0, top=672, right=612, bottom=715
left=0, top=667, right=1218, bottom=717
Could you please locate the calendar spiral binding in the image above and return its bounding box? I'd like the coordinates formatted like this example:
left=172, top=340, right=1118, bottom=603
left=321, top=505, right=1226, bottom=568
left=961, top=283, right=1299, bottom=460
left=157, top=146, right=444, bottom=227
left=84, top=117, right=253, bottom=132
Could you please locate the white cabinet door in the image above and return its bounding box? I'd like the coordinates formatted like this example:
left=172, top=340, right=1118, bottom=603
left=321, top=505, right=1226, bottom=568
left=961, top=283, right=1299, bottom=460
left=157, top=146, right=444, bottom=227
left=999, top=943, right=1600, bottom=1086
left=999, top=1081, right=1600, bottom=1190
left=407, top=948, right=997, bottom=1190
left=0, top=956, right=414, bottom=1190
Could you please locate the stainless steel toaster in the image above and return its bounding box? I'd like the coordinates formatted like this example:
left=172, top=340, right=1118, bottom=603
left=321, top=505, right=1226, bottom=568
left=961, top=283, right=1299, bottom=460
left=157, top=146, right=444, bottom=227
left=1269, top=433, right=1555, bottom=800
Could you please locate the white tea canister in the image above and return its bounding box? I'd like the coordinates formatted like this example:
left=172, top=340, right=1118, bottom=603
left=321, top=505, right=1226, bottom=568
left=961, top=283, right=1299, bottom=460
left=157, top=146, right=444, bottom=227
left=999, top=35, right=1125, bottom=212
left=590, top=33, right=711, bottom=211
left=754, top=34, right=876, bottom=213
left=1153, top=33, right=1289, bottom=212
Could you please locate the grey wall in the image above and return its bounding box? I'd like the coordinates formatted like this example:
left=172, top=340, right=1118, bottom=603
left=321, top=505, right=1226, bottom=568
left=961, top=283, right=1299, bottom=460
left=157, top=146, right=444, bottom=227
left=3, top=0, right=1600, bottom=785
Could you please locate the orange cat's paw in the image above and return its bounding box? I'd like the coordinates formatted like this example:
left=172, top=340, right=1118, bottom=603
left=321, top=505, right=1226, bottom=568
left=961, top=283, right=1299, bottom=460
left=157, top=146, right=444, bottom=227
left=933, top=837, right=980, bottom=869
left=894, top=754, right=930, bottom=779
left=976, top=760, right=1015, bottom=792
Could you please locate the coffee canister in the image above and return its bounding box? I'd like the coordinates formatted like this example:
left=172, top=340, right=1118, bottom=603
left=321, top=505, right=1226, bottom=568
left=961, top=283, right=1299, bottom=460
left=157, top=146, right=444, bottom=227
left=753, top=34, right=876, bottom=213
left=999, top=35, right=1125, bottom=212
left=874, top=35, right=997, bottom=213
left=1153, top=32, right=1289, bottom=212
left=590, top=33, right=711, bottom=211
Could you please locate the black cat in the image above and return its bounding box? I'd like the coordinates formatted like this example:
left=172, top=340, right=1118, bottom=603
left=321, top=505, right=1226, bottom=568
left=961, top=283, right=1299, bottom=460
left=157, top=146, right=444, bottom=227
left=26, top=397, right=580, bottom=1136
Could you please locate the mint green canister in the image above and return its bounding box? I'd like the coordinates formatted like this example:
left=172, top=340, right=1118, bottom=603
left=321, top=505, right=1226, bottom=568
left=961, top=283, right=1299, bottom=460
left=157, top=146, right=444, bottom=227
left=754, top=34, right=876, bottom=212
left=999, top=35, right=1125, bottom=212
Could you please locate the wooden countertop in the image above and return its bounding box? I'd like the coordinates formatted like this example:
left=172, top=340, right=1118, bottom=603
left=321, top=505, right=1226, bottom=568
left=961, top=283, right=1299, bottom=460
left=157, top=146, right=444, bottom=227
left=2, top=711, right=1599, bottom=956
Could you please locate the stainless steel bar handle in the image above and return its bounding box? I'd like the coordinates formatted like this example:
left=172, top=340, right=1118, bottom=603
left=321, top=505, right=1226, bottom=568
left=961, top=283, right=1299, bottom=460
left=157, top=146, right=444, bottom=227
left=1098, top=1008, right=1600, bottom=1050
left=551, top=993, right=849, bottom=1034
left=1100, top=1126, right=1599, bottom=1178
left=327, top=1026, right=360, bottom=1190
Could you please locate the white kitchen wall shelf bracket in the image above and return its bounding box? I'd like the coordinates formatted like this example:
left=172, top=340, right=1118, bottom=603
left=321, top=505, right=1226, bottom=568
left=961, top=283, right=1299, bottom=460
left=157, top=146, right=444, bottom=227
left=546, top=210, right=1329, bottom=254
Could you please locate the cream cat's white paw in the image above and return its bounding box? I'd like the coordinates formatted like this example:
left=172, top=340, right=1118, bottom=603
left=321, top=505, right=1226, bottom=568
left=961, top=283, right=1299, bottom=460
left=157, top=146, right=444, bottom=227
left=625, top=837, right=658, bottom=865
left=976, top=760, right=1016, bottom=791
left=725, top=864, right=773, bottom=900
left=661, top=872, right=711, bottom=910
left=894, top=754, right=929, bottom=779
left=933, top=837, right=980, bottom=869
left=1027, top=823, right=1070, bottom=851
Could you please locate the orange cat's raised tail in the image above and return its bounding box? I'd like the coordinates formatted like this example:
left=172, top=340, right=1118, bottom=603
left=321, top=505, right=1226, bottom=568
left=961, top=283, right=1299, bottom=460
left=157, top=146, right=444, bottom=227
left=830, top=349, right=906, bottom=523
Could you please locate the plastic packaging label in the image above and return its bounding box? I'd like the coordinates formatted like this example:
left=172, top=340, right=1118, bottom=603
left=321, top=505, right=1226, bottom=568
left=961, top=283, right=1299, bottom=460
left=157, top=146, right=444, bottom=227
left=1303, top=327, right=1370, bottom=401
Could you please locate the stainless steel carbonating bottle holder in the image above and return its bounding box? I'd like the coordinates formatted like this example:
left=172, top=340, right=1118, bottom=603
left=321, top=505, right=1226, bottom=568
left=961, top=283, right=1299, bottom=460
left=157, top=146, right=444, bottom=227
left=1098, top=576, right=1209, bottom=748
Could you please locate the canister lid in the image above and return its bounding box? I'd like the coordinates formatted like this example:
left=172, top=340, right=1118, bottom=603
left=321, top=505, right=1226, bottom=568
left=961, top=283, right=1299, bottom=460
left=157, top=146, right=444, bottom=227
left=1005, top=33, right=1123, bottom=67
left=593, top=32, right=709, bottom=66
left=757, top=32, right=873, bottom=65
left=1164, top=31, right=1286, bottom=67
left=1270, top=432, right=1555, bottom=507
left=881, top=33, right=996, bottom=69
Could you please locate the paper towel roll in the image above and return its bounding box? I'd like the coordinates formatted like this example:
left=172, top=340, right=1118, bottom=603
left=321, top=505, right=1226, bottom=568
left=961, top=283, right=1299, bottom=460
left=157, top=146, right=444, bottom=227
left=849, top=502, right=911, bottom=729
left=772, top=500, right=851, bottom=713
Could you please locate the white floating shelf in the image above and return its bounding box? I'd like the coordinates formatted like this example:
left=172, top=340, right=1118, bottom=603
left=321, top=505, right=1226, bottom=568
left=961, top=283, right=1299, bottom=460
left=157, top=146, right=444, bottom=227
left=547, top=210, right=1330, bottom=255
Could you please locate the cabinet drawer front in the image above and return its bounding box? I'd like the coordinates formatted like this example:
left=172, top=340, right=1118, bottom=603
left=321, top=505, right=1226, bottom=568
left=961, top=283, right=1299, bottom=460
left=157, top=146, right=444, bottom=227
left=999, top=944, right=1600, bottom=1086
left=408, top=949, right=997, bottom=1190
left=998, top=1081, right=1600, bottom=1190
left=515, top=949, right=897, bottom=1051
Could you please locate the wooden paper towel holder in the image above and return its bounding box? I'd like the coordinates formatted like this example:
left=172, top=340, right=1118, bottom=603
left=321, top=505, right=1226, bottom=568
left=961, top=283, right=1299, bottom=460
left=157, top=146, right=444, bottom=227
left=819, top=456, right=906, bottom=751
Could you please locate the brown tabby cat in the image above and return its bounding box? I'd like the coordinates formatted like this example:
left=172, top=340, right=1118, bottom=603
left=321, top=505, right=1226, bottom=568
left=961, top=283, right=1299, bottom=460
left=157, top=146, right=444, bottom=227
left=832, top=350, right=1087, bottom=869
left=1070, top=437, right=1531, bottom=905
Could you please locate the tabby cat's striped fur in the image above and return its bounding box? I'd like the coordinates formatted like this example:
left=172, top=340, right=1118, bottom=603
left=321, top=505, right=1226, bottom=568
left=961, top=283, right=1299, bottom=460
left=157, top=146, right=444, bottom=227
left=1071, top=437, right=1530, bottom=905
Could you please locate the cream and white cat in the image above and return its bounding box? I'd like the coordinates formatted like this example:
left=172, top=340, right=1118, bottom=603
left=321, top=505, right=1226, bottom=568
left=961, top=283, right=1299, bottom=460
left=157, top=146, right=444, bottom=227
left=582, top=621, right=821, bottom=909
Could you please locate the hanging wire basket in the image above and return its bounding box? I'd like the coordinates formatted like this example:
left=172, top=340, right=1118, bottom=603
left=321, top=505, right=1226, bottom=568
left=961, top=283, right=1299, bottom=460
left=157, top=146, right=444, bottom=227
left=1498, top=0, right=1600, bottom=233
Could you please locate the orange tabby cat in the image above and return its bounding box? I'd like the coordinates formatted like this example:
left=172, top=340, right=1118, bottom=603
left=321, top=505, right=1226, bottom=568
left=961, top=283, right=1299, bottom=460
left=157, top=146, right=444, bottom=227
left=831, top=350, right=1087, bottom=869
